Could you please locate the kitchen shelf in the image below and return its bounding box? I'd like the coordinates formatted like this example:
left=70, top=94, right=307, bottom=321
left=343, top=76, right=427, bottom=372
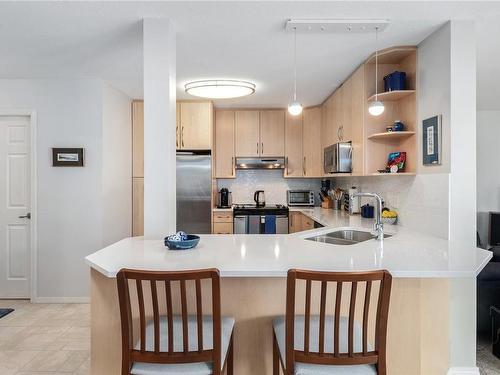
left=367, top=90, right=415, bottom=102
left=371, top=172, right=416, bottom=176
left=365, top=46, right=417, bottom=65
left=367, top=131, right=416, bottom=140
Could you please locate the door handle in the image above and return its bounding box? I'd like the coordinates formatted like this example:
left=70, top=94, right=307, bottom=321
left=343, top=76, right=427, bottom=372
left=19, top=213, right=31, bottom=219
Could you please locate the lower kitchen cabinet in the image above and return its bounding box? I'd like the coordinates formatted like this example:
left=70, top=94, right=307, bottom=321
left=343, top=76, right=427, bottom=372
left=212, top=211, right=233, bottom=234
left=289, top=211, right=314, bottom=233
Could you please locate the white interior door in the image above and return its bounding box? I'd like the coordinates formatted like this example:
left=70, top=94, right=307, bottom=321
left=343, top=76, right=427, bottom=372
left=0, top=116, right=31, bottom=298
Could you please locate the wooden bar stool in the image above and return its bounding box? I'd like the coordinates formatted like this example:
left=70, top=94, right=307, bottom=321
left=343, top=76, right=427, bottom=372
left=117, top=268, right=234, bottom=375
left=273, top=269, right=392, bottom=375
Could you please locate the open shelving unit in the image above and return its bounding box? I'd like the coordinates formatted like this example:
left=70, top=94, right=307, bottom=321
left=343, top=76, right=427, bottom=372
left=364, top=46, right=417, bottom=175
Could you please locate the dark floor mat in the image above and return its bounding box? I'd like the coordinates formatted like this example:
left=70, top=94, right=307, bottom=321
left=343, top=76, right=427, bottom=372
left=0, top=308, right=14, bottom=319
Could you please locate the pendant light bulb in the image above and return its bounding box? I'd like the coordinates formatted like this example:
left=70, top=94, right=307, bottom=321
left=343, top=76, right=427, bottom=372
left=288, top=101, right=303, bottom=116
left=288, top=27, right=302, bottom=116
left=369, top=27, right=384, bottom=117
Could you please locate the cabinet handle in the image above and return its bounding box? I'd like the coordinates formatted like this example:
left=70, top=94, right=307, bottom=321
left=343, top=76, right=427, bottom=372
left=285, top=156, right=289, bottom=175
left=232, top=156, right=235, bottom=176
left=261, top=142, right=264, bottom=154
left=303, top=156, right=306, bottom=176
left=256, top=142, right=259, bottom=155
left=337, top=125, right=341, bottom=141
left=176, top=126, right=179, bottom=148
left=181, top=126, right=185, bottom=147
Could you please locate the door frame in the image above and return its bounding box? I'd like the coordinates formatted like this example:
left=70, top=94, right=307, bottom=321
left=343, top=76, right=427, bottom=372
left=0, top=109, right=37, bottom=301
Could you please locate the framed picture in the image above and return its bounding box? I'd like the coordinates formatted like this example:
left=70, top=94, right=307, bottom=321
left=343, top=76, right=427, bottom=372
left=52, top=148, right=84, bottom=167
left=422, top=115, right=442, bottom=166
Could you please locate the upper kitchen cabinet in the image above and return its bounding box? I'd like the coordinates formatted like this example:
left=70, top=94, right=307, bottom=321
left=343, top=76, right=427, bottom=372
left=214, top=110, right=235, bottom=178
left=235, top=110, right=260, bottom=157
left=259, top=110, right=285, bottom=156
left=132, top=100, right=144, bottom=178
left=364, top=46, right=417, bottom=175
left=350, top=65, right=365, bottom=175
left=178, top=101, right=213, bottom=150
left=284, top=112, right=303, bottom=177
left=302, top=107, right=323, bottom=177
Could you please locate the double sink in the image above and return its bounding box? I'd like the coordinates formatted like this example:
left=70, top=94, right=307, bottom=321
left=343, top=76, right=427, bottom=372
left=306, top=229, right=392, bottom=245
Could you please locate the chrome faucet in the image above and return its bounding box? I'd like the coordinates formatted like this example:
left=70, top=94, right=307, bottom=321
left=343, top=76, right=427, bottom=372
left=351, top=192, right=384, bottom=240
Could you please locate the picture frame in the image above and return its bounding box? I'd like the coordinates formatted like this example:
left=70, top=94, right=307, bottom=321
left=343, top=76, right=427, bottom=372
left=422, top=115, right=442, bottom=166
left=52, top=148, right=85, bottom=167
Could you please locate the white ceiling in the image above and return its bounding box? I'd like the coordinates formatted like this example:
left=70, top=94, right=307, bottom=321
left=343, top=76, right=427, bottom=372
left=0, top=1, right=499, bottom=109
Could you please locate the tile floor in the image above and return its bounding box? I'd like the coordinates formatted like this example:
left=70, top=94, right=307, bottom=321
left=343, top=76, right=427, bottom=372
left=0, top=300, right=89, bottom=375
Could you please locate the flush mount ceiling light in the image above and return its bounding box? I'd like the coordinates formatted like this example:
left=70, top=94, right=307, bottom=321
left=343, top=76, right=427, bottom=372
left=288, top=27, right=303, bottom=116
left=368, top=27, right=385, bottom=116
left=184, top=80, right=255, bottom=99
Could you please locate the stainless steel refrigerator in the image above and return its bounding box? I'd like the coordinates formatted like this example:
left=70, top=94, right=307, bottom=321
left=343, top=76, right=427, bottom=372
left=176, top=151, right=212, bottom=234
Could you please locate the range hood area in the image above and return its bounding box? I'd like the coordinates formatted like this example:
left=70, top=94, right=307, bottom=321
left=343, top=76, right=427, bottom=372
left=235, top=157, right=285, bottom=170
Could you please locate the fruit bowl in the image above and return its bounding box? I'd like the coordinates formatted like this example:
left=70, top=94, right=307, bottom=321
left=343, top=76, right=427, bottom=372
left=382, top=217, right=397, bottom=225
left=164, top=234, right=200, bottom=250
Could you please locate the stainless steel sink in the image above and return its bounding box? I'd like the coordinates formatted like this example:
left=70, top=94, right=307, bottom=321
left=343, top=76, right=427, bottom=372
left=305, top=229, right=392, bottom=245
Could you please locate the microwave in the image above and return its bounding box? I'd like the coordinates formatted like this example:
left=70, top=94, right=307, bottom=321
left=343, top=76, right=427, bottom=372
left=287, top=190, right=315, bottom=207
left=324, top=142, right=352, bottom=174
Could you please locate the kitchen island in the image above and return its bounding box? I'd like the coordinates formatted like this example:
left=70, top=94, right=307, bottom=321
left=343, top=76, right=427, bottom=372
left=86, top=210, right=491, bottom=375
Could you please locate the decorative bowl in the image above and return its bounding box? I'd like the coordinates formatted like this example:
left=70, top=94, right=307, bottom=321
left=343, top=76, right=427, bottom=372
left=164, top=234, right=200, bottom=250
left=382, top=217, right=397, bottom=225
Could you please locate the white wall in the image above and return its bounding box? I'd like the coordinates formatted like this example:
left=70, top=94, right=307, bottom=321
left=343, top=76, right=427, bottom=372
left=477, top=110, right=500, bottom=248
left=0, top=79, right=131, bottom=300
left=102, top=84, right=132, bottom=246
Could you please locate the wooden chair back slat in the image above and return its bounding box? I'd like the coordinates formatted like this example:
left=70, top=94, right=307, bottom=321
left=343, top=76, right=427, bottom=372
left=136, top=279, right=146, bottom=353
left=334, top=281, right=342, bottom=357
left=284, top=269, right=392, bottom=374
left=195, top=279, right=203, bottom=353
left=165, top=280, right=174, bottom=353
left=348, top=281, right=357, bottom=357
left=363, top=281, right=372, bottom=355
left=180, top=280, right=189, bottom=352
left=116, top=268, right=223, bottom=375
left=150, top=280, right=160, bottom=354
left=304, top=279, right=311, bottom=354
left=318, top=281, right=327, bottom=354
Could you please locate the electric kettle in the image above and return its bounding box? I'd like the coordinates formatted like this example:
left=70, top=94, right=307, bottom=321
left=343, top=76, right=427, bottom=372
left=254, top=190, right=265, bottom=207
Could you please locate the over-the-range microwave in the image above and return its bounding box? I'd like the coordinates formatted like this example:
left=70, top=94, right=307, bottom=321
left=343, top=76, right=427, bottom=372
left=324, top=142, right=352, bottom=174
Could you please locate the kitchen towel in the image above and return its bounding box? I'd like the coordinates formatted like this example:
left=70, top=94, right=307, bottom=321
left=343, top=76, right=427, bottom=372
left=265, top=215, right=276, bottom=234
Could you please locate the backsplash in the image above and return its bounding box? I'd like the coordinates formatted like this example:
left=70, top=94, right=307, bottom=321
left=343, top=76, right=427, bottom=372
left=218, top=170, right=321, bottom=205
left=332, top=173, right=449, bottom=239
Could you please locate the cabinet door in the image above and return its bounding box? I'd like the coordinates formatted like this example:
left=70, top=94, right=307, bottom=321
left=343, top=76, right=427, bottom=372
left=302, top=214, right=314, bottom=230
left=341, top=78, right=352, bottom=142
left=259, top=110, right=285, bottom=156
left=284, top=112, right=303, bottom=177
left=132, top=101, right=144, bottom=178
left=235, top=111, right=260, bottom=157
left=350, top=66, right=365, bottom=175
left=179, top=102, right=213, bottom=149
left=289, top=211, right=302, bottom=233
left=215, top=111, right=235, bottom=178
left=321, top=96, right=335, bottom=149
left=303, top=107, right=323, bottom=177
left=333, top=88, right=342, bottom=142
left=132, top=177, right=144, bottom=236
left=176, top=102, right=181, bottom=149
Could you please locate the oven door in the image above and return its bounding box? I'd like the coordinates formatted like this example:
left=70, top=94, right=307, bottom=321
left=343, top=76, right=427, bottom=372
left=233, top=216, right=247, bottom=234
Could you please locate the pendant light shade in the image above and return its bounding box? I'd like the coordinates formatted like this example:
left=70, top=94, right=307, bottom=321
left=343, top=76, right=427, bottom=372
left=368, top=100, right=385, bottom=116
left=288, top=27, right=303, bottom=116
left=369, top=27, right=384, bottom=117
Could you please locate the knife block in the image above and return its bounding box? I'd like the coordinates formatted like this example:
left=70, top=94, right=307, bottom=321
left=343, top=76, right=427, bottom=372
left=321, top=198, right=333, bottom=209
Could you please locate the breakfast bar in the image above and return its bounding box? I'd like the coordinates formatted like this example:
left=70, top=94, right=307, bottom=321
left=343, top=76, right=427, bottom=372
left=86, top=212, right=491, bottom=375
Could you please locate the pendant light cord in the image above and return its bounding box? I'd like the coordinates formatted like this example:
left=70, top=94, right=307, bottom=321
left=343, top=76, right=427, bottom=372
left=375, top=27, right=379, bottom=101
left=293, top=27, right=297, bottom=101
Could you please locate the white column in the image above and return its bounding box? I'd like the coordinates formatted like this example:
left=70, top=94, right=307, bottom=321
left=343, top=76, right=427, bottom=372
left=143, top=18, right=176, bottom=238
left=447, top=20, right=478, bottom=375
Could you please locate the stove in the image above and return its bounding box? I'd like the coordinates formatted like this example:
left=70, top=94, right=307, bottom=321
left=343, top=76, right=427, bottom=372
left=233, top=204, right=289, bottom=234
left=233, top=204, right=289, bottom=216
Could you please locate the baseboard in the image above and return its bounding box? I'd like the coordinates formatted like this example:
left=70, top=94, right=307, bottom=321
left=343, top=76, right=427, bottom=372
left=447, top=367, right=480, bottom=375
left=31, top=296, right=90, bottom=304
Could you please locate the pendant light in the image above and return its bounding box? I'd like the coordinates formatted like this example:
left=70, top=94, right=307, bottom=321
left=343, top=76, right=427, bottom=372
left=368, top=27, right=385, bottom=116
left=288, top=27, right=303, bottom=116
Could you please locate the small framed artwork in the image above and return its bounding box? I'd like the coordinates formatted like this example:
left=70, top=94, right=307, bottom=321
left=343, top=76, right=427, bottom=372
left=52, top=148, right=84, bottom=167
left=422, top=115, right=442, bottom=166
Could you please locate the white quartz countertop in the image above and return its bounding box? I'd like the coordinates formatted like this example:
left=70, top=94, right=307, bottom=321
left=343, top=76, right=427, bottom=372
left=86, top=208, right=491, bottom=279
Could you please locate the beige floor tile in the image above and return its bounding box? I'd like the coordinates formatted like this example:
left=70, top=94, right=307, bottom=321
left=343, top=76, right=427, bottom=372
left=20, top=350, right=87, bottom=372
left=0, top=350, right=40, bottom=372
left=72, top=357, right=90, bottom=375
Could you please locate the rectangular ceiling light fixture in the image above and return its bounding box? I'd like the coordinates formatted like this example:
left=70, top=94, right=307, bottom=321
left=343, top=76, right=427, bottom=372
left=285, top=19, right=390, bottom=33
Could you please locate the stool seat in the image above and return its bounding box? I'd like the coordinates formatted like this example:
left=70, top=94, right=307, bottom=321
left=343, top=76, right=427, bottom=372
left=273, top=315, right=376, bottom=375
left=131, top=315, right=235, bottom=375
